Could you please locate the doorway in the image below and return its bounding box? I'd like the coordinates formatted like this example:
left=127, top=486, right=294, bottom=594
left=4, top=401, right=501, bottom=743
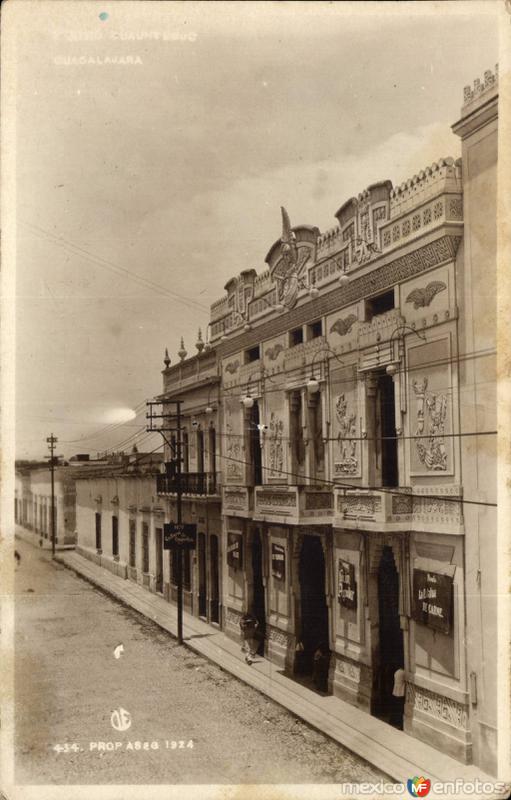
left=251, top=529, right=266, bottom=654
left=297, top=535, right=330, bottom=677
left=155, top=527, right=163, bottom=593
left=198, top=532, right=207, bottom=618
left=210, top=534, right=220, bottom=623
left=376, top=372, right=398, bottom=487
left=249, top=402, right=263, bottom=485
left=373, top=545, right=404, bottom=726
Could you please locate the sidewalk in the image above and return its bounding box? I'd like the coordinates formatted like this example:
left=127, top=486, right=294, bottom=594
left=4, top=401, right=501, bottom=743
left=15, top=524, right=75, bottom=551
left=46, top=546, right=500, bottom=795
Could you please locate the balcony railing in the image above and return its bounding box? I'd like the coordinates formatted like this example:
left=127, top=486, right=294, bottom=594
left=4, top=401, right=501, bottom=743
left=156, top=472, right=218, bottom=496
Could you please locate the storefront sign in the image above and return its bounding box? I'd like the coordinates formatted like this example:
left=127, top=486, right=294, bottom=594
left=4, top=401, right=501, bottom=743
left=227, top=532, right=243, bottom=569
left=271, top=543, right=285, bottom=580
left=338, top=559, right=357, bottom=610
left=163, top=523, right=197, bottom=550
left=412, top=569, right=453, bottom=635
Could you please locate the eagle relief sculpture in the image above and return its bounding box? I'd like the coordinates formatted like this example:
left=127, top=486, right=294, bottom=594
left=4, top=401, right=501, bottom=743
left=266, top=343, right=285, bottom=361
left=406, top=281, right=446, bottom=309
left=330, top=314, right=357, bottom=338
left=335, top=394, right=358, bottom=475
left=274, top=207, right=311, bottom=310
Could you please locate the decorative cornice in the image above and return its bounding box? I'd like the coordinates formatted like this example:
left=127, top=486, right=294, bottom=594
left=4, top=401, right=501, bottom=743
left=219, top=235, right=461, bottom=358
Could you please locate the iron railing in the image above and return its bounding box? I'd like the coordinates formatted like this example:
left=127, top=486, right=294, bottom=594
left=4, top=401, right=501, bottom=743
left=156, top=472, right=218, bottom=496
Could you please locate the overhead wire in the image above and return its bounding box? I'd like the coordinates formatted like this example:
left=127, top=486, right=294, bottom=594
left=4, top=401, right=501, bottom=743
left=198, top=444, right=496, bottom=509
left=20, top=219, right=210, bottom=313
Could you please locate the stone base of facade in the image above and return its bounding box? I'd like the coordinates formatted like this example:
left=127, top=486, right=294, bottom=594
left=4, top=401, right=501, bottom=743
left=76, top=545, right=128, bottom=579
left=266, top=625, right=295, bottom=672
left=223, top=606, right=243, bottom=644
left=405, top=683, right=472, bottom=764
left=330, top=652, right=372, bottom=712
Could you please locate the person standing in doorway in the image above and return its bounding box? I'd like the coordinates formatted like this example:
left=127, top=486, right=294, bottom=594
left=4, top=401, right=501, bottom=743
left=391, top=664, right=406, bottom=729
left=240, top=610, right=260, bottom=665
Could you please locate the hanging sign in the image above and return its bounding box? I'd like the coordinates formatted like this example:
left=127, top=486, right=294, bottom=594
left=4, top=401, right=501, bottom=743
left=163, top=523, right=197, bottom=550
left=338, top=559, right=357, bottom=610
left=412, top=569, right=453, bottom=635
left=271, top=543, right=286, bottom=580
left=227, top=532, right=243, bottom=569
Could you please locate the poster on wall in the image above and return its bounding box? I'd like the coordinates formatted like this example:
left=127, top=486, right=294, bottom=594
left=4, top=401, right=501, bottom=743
left=227, top=532, right=243, bottom=569
left=271, top=543, right=285, bottom=580
left=338, top=559, right=357, bottom=610
left=412, top=569, right=453, bottom=635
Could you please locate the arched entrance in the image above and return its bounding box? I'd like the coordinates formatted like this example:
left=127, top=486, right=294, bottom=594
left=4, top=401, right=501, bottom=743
left=373, top=545, right=404, bottom=725
left=297, top=535, right=330, bottom=682
left=251, top=529, right=266, bottom=655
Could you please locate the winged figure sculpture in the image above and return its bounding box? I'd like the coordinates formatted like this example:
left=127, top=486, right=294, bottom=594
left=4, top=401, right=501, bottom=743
left=405, top=281, right=446, bottom=309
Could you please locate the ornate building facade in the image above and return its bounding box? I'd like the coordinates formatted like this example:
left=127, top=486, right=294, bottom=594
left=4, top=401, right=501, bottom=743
left=207, top=68, right=498, bottom=774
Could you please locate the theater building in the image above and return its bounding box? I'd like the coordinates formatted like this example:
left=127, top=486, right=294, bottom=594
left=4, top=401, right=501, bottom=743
left=207, top=68, right=498, bottom=773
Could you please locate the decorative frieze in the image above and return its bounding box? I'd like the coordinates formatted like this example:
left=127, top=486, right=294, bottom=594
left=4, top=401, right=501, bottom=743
left=223, top=489, right=248, bottom=511
left=414, top=496, right=463, bottom=525
left=392, top=493, right=413, bottom=515
left=218, top=236, right=460, bottom=356
left=256, top=490, right=297, bottom=508
left=304, top=492, right=333, bottom=510
left=266, top=625, right=291, bottom=648
left=225, top=607, right=243, bottom=628
left=335, top=655, right=361, bottom=683
left=338, top=494, right=381, bottom=518
left=407, top=684, right=468, bottom=730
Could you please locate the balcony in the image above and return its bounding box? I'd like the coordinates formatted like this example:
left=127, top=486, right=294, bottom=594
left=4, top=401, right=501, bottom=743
left=156, top=472, right=218, bottom=496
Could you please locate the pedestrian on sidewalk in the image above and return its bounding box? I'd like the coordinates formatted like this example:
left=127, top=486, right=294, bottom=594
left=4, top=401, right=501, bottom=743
left=240, top=610, right=260, bottom=665
left=390, top=664, right=406, bottom=729
left=312, top=641, right=330, bottom=692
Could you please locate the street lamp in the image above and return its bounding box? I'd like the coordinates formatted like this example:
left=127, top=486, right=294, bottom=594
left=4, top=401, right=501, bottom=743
left=385, top=324, right=426, bottom=376
left=240, top=368, right=266, bottom=409
left=204, top=384, right=218, bottom=415
left=306, top=346, right=345, bottom=395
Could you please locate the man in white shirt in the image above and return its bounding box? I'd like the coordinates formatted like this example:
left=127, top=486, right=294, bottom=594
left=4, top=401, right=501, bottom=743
left=391, top=666, right=406, bottom=729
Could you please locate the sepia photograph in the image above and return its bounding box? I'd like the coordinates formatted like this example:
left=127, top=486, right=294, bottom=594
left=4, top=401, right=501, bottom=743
left=2, top=1, right=510, bottom=799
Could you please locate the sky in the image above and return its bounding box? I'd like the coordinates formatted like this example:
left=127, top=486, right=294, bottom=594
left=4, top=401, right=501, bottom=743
left=10, top=0, right=501, bottom=459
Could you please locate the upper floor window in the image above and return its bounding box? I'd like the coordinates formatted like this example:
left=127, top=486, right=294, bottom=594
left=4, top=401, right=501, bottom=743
left=289, top=327, right=304, bottom=347
left=245, top=345, right=260, bottom=364
left=306, top=320, right=323, bottom=340
left=365, top=289, right=394, bottom=320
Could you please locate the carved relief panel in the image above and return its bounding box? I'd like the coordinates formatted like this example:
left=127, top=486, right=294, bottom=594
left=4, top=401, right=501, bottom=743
left=407, top=337, right=454, bottom=477
left=264, top=389, right=288, bottom=483
left=330, top=364, right=361, bottom=479
left=223, top=395, right=245, bottom=484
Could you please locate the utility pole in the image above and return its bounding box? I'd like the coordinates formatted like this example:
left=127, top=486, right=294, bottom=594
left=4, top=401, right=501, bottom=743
left=46, top=434, right=58, bottom=558
left=147, top=400, right=190, bottom=645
